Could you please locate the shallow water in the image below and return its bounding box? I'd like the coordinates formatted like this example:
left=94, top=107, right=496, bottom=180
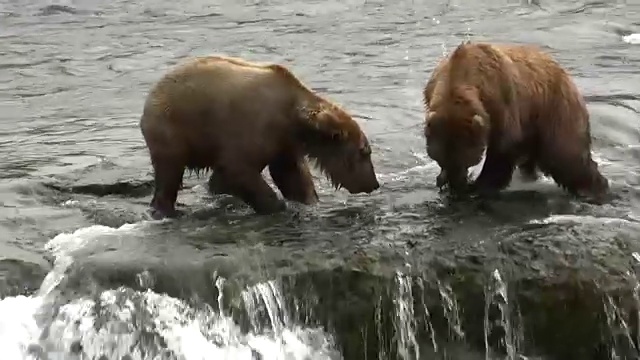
left=1, top=0, right=640, bottom=359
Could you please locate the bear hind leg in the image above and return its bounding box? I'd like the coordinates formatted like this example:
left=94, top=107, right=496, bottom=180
left=207, top=171, right=232, bottom=196
left=268, top=154, right=319, bottom=205
left=537, top=123, right=609, bottom=203
left=538, top=151, right=609, bottom=203
left=150, top=154, right=185, bottom=219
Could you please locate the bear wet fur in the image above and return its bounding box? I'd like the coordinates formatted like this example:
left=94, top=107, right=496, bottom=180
left=140, top=55, right=380, bottom=219
left=423, top=41, right=609, bottom=202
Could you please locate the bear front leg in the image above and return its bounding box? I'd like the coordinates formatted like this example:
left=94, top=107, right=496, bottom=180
left=517, top=157, right=539, bottom=182
left=218, top=166, right=287, bottom=214
left=436, top=169, right=448, bottom=189
left=268, top=154, right=319, bottom=205
left=150, top=159, right=185, bottom=219
left=207, top=171, right=231, bottom=196
left=470, top=149, right=516, bottom=195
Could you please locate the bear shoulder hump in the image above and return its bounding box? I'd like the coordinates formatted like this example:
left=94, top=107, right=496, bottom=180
left=266, top=64, right=298, bottom=80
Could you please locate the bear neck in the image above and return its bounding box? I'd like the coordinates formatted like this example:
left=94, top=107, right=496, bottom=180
left=298, top=124, right=335, bottom=161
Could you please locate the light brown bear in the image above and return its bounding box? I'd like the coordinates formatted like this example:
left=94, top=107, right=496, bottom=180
left=140, top=55, right=380, bottom=219
left=423, top=41, right=609, bottom=203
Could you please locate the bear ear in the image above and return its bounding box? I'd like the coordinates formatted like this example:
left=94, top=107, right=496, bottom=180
left=425, top=111, right=438, bottom=127
left=424, top=111, right=437, bottom=136
left=471, top=114, right=488, bottom=129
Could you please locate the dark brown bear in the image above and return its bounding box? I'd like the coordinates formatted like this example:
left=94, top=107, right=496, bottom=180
left=140, top=55, right=380, bottom=219
left=423, top=41, right=609, bottom=202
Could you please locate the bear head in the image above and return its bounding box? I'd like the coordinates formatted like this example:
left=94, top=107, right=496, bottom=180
left=424, top=89, right=490, bottom=193
left=299, top=101, right=380, bottom=194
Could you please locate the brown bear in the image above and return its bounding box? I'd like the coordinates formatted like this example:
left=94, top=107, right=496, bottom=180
left=140, top=55, right=380, bottom=219
left=423, top=41, right=609, bottom=202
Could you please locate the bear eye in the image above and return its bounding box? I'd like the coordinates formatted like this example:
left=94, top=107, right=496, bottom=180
left=358, top=142, right=371, bottom=157
left=360, top=144, right=371, bottom=157
left=426, top=141, right=441, bottom=158
left=424, top=122, right=432, bottom=137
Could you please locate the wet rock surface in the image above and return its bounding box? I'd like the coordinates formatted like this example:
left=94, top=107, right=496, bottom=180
left=42, top=213, right=640, bottom=359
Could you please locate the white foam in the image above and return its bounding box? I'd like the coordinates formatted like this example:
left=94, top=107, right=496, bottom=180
left=623, top=33, right=640, bottom=44
left=0, top=295, right=43, bottom=360
left=0, top=223, right=147, bottom=359
left=39, top=223, right=145, bottom=297
left=37, top=287, right=337, bottom=360
left=468, top=147, right=487, bottom=181
left=528, top=214, right=638, bottom=226
left=0, top=222, right=339, bottom=360
left=375, top=150, right=442, bottom=185
left=380, top=148, right=487, bottom=184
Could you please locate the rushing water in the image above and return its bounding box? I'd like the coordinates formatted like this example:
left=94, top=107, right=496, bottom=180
left=1, top=0, right=640, bottom=359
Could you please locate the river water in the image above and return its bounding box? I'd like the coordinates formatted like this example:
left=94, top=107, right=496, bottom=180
left=1, top=0, right=640, bottom=359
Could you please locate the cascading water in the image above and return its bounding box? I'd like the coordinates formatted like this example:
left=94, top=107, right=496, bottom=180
left=393, top=271, right=420, bottom=360
left=484, top=269, right=516, bottom=360
left=0, top=223, right=340, bottom=360
left=435, top=279, right=464, bottom=343
left=240, top=279, right=341, bottom=359
left=389, top=270, right=470, bottom=360
left=384, top=265, right=640, bottom=360
left=388, top=269, right=522, bottom=360
left=602, top=252, right=640, bottom=359
left=416, top=276, right=438, bottom=354
left=242, top=280, right=290, bottom=336
left=4, top=222, right=640, bottom=359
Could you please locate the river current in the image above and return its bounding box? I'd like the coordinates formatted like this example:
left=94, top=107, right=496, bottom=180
left=1, top=0, right=640, bottom=359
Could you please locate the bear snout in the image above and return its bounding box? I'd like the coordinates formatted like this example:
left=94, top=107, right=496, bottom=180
left=347, top=174, right=380, bottom=194
left=366, top=178, right=381, bottom=193
left=436, top=170, right=448, bottom=188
